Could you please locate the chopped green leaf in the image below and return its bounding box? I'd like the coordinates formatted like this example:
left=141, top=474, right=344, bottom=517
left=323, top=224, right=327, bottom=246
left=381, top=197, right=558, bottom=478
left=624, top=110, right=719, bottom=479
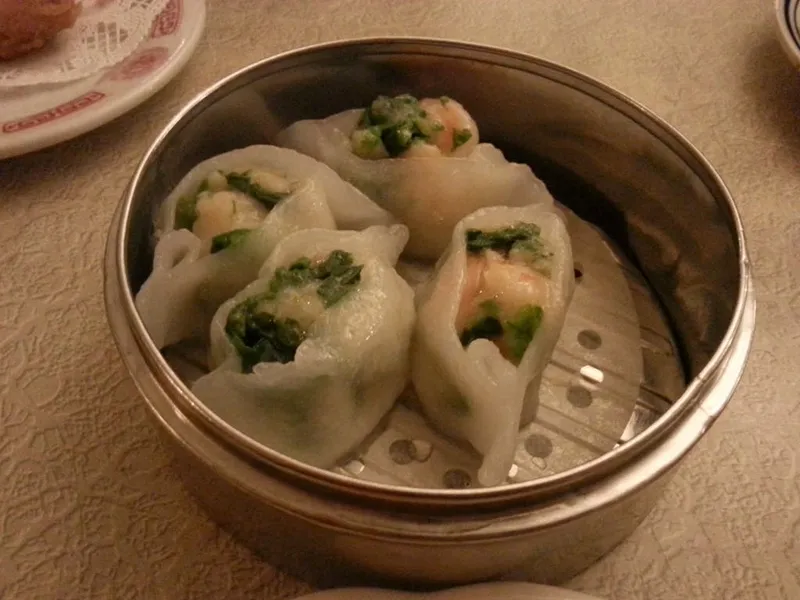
left=465, top=223, right=543, bottom=257
left=382, top=125, right=415, bottom=156
left=366, top=95, right=400, bottom=124
left=351, top=126, right=386, bottom=159
left=210, top=228, right=251, bottom=254
left=459, top=299, right=503, bottom=347
left=174, top=194, right=198, bottom=231
left=358, top=108, right=373, bottom=128
left=226, top=171, right=287, bottom=209
left=504, top=305, right=544, bottom=361
left=311, top=250, right=363, bottom=306
left=311, top=249, right=352, bottom=278
left=351, top=94, right=436, bottom=158
left=459, top=301, right=544, bottom=365
left=174, top=178, right=212, bottom=231
left=225, top=305, right=306, bottom=373
left=226, top=171, right=253, bottom=191
left=268, top=259, right=317, bottom=295
left=439, top=96, right=451, bottom=105
left=452, top=128, right=472, bottom=149
left=225, top=249, right=363, bottom=371
left=317, top=264, right=362, bottom=307
left=459, top=314, right=504, bottom=347
left=509, top=236, right=552, bottom=264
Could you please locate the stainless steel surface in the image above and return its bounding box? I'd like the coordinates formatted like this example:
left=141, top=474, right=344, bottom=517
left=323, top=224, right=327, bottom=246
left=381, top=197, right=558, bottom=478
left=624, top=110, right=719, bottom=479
left=104, top=38, right=755, bottom=585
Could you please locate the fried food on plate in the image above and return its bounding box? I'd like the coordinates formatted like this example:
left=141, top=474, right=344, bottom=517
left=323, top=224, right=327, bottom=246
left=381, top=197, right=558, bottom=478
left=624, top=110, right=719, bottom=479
left=0, top=0, right=81, bottom=61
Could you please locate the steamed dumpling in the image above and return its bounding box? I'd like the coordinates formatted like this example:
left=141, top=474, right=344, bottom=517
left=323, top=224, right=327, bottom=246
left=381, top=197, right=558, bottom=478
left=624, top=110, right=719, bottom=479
left=135, top=145, right=394, bottom=349
left=411, top=204, right=575, bottom=486
left=155, top=145, right=395, bottom=237
left=276, top=94, right=555, bottom=261
left=192, top=225, right=415, bottom=467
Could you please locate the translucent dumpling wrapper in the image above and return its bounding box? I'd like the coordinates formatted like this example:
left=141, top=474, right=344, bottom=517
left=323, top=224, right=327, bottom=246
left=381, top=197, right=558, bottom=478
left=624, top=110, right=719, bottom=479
left=135, top=145, right=394, bottom=349
left=411, top=204, right=575, bottom=487
left=275, top=95, right=555, bottom=261
left=191, top=225, right=416, bottom=468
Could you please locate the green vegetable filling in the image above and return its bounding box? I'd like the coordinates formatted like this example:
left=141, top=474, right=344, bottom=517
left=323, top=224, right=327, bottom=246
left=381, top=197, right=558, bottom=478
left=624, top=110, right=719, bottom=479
left=225, top=250, right=363, bottom=372
left=459, top=300, right=503, bottom=347
left=466, top=223, right=541, bottom=256
left=173, top=171, right=288, bottom=232
left=504, top=305, right=544, bottom=361
left=317, top=261, right=362, bottom=307
left=352, top=94, right=436, bottom=158
left=210, top=228, right=251, bottom=254
left=452, top=128, right=472, bottom=149
left=465, top=223, right=551, bottom=266
left=226, top=307, right=306, bottom=373
left=264, top=250, right=363, bottom=307
left=225, top=171, right=287, bottom=210
left=460, top=301, right=544, bottom=363
left=174, top=194, right=199, bottom=231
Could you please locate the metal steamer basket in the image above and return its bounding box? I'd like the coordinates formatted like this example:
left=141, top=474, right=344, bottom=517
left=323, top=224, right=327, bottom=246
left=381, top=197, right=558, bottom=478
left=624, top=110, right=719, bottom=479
left=104, top=38, right=755, bottom=587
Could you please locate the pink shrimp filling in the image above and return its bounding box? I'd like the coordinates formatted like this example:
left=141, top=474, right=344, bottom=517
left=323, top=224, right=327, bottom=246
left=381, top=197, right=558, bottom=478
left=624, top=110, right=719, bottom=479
left=456, top=251, right=550, bottom=360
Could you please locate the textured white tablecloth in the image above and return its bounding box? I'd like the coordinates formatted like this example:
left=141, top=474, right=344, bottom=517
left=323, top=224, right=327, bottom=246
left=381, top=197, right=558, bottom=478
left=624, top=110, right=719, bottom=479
left=1, top=1, right=798, bottom=598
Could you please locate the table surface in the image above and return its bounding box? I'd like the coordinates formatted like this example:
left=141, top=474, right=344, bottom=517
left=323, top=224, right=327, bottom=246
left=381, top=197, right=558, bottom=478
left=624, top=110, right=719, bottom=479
left=1, top=1, right=799, bottom=599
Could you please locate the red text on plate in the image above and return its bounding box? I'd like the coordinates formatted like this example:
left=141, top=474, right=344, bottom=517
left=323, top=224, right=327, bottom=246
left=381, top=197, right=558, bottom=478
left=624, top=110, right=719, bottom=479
left=2, top=92, right=106, bottom=134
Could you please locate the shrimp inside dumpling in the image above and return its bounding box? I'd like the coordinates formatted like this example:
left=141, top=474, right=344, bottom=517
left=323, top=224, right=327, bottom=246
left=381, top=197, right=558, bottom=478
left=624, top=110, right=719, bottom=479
left=455, top=223, right=553, bottom=364
left=418, top=97, right=479, bottom=156
left=223, top=249, right=364, bottom=373
left=349, top=94, right=479, bottom=160
left=192, top=191, right=266, bottom=241
left=174, top=168, right=293, bottom=249
left=276, top=94, right=556, bottom=262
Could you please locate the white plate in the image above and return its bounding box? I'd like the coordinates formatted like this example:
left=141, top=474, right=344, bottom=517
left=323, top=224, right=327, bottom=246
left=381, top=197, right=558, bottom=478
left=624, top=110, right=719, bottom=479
left=0, top=0, right=206, bottom=159
left=295, top=583, right=604, bottom=600
left=776, top=0, right=800, bottom=68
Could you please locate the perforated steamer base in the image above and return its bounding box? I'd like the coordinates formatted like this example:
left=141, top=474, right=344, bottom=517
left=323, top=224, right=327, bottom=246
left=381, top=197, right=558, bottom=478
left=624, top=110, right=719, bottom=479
left=164, top=209, right=686, bottom=490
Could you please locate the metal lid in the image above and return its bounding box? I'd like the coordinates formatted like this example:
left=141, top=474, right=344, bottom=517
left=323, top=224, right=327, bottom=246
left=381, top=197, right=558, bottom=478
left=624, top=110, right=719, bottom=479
left=295, top=582, right=605, bottom=600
